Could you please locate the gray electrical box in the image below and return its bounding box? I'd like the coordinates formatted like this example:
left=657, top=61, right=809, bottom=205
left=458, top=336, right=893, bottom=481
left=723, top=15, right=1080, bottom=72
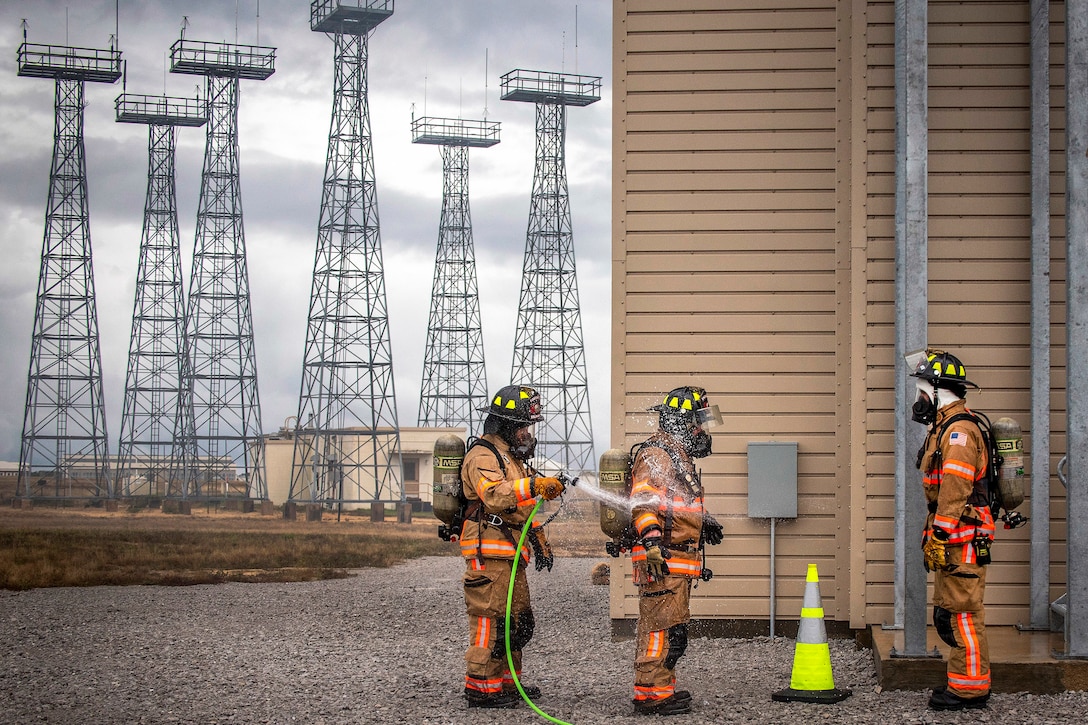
left=747, top=442, right=798, bottom=519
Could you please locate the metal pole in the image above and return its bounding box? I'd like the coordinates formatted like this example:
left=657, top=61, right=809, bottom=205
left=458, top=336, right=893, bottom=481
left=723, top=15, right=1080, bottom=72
left=1065, top=0, right=1088, bottom=658
left=893, top=0, right=930, bottom=656
left=1029, top=0, right=1052, bottom=631
left=770, top=518, right=776, bottom=638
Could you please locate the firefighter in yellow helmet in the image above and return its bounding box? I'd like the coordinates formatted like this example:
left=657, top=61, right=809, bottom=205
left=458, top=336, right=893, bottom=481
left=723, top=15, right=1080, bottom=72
left=458, top=385, right=566, bottom=709
left=908, top=349, right=994, bottom=711
left=629, top=386, right=724, bottom=716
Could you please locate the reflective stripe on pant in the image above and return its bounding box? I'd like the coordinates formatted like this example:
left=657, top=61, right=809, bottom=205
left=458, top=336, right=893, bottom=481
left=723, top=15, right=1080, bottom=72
left=633, top=575, right=691, bottom=701
left=932, top=545, right=990, bottom=697
left=934, top=606, right=990, bottom=696
left=463, top=557, right=531, bottom=694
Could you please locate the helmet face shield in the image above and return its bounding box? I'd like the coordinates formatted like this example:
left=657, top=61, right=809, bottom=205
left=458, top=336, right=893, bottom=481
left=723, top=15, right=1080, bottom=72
left=904, top=348, right=929, bottom=377
left=694, top=404, right=723, bottom=430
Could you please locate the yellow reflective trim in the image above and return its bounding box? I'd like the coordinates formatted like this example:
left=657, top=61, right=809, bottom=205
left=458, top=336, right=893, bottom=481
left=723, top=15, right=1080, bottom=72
left=520, top=390, right=529, bottom=399
left=800, top=607, right=824, bottom=619
left=806, top=563, right=819, bottom=582
left=505, top=400, right=515, bottom=409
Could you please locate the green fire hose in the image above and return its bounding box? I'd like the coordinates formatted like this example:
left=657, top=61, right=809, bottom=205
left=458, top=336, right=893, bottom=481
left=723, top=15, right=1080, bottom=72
left=505, top=497, right=574, bottom=725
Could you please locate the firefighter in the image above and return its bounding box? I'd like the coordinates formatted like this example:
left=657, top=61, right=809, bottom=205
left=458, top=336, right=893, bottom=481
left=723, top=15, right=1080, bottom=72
left=629, top=386, right=725, bottom=716
left=459, top=384, right=566, bottom=709
left=908, top=349, right=994, bottom=710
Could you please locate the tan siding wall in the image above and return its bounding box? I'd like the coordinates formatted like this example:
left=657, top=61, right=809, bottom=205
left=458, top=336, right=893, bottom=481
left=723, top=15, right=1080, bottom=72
left=614, top=0, right=1068, bottom=628
left=614, top=0, right=844, bottom=622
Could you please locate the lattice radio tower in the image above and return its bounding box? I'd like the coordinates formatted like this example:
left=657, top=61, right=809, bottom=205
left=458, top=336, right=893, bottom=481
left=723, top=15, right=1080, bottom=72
left=114, top=94, right=207, bottom=498
left=413, top=116, right=499, bottom=434
left=289, top=1, right=403, bottom=506
left=168, top=32, right=275, bottom=500
left=16, top=32, right=121, bottom=500
left=501, top=69, right=600, bottom=475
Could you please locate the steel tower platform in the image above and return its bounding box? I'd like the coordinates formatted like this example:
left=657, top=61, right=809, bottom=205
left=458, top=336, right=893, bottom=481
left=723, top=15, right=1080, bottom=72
left=169, top=39, right=275, bottom=501
left=289, top=1, right=404, bottom=507
left=413, top=116, right=499, bottom=434
left=16, top=41, right=121, bottom=501
left=114, top=94, right=207, bottom=499
left=501, top=69, right=600, bottom=475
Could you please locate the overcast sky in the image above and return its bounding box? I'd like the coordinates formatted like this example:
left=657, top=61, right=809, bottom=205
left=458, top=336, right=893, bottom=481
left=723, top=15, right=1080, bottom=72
left=0, top=0, right=613, bottom=466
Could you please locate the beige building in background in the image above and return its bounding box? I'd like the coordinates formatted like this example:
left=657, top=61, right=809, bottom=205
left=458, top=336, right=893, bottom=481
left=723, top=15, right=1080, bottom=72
left=263, top=426, right=464, bottom=507
left=610, top=0, right=1067, bottom=630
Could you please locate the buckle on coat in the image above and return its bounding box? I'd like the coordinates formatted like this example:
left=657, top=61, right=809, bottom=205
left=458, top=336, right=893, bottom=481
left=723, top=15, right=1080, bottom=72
left=485, top=513, right=505, bottom=528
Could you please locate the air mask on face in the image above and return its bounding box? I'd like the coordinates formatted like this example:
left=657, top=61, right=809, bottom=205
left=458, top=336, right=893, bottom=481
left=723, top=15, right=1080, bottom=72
left=508, top=424, right=537, bottom=461
left=911, top=379, right=938, bottom=425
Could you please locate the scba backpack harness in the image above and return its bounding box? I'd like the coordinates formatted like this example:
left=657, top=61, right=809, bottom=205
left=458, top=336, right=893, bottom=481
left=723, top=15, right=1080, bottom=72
left=600, top=440, right=714, bottom=581
left=918, top=410, right=1028, bottom=563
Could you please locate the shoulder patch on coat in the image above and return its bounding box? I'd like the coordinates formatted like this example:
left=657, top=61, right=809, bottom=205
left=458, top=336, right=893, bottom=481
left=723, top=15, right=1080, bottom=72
left=948, top=431, right=968, bottom=447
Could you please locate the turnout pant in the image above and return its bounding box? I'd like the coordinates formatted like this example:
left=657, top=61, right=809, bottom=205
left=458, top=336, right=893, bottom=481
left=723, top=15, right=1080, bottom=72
left=933, top=546, right=990, bottom=697
left=463, top=557, right=534, bottom=695
left=634, top=575, right=691, bottom=702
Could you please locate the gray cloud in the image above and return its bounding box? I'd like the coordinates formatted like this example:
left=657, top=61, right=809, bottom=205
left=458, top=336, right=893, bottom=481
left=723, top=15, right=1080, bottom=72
left=0, top=0, right=613, bottom=462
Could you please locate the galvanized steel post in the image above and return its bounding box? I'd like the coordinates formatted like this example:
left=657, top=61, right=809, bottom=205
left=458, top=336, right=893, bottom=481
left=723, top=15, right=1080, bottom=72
left=893, top=0, right=929, bottom=655
left=1066, top=0, right=1088, bottom=658
left=1029, top=0, right=1052, bottom=632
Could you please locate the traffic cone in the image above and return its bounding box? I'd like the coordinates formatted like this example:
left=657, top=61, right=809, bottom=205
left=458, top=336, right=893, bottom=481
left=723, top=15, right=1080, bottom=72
left=771, top=563, right=852, bottom=704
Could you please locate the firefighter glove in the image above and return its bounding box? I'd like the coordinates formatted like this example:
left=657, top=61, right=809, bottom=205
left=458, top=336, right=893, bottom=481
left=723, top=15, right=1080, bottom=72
left=528, top=528, right=553, bottom=572
left=532, top=476, right=565, bottom=501
left=643, top=539, right=671, bottom=579
left=701, top=514, right=724, bottom=546
left=922, top=536, right=949, bottom=572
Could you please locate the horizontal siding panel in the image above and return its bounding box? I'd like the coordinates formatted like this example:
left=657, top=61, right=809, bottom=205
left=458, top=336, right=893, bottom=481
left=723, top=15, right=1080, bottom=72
left=627, top=170, right=835, bottom=192
left=626, top=293, right=834, bottom=314
left=627, top=252, right=834, bottom=273
left=625, top=231, right=834, bottom=252
left=626, top=332, right=834, bottom=355
left=625, top=271, right=834, bottom=292
left=624, top=353, right=836, bottom=374
left=626, top=8, right=834, bottom=34
left=626, top=313, right=835, bottom=335
left=627, top=90, right=835, bottom=114
left=626, top=190, right=835, bottom=213
left=626, top=211, right=836, bottom=232
left=626, top=50, right=836, bottom=74
left=626, top=130, right=836, bottom=151
left=626, top=374, right=835, bottom=396
left=628, top=150, right=832, bottom=172
left=627, top=71, right=835, bottom=93
left=626, top=110, right=834, bottom=133
left=628, top=29, right=836, bottom=54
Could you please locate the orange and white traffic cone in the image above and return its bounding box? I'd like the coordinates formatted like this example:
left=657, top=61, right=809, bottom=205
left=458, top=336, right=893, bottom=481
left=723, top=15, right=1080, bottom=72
left=772, top=563, right=852, bottom=704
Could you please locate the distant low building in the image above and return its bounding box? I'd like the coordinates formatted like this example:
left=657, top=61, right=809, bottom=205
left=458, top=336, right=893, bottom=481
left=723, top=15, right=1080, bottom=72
left=262, top=426, right=466, bottom=507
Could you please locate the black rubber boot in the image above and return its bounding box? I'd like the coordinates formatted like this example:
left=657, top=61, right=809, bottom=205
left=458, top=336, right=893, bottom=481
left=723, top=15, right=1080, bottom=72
left=503, top=684, right=542, bottom=699
left=928, top=688, right=990, bottom=711
left=633, top=694, right=693, bottom=716
left=465, top=689, right=519, bottom=709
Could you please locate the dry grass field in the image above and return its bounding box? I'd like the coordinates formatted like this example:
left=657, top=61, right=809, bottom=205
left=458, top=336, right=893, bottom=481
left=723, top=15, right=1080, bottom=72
left=0, top=498, right=609, bottom=590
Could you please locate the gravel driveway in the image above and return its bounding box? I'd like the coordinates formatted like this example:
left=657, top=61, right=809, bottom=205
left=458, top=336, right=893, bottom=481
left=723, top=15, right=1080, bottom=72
left=1, top=556, right=1085, bottom=724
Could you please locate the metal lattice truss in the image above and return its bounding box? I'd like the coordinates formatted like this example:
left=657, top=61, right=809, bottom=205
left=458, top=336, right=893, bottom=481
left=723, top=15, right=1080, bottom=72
left=19, top=77, right=113, bottom=499
left=173, top=74, right=267, bottom=500
left=290, top=27, right=403, bottom=505
left=509, top=101, right=596, bottom=475
left=417, top=143, right=491, bottom=434
left=114, top=95, right=206, bottom=499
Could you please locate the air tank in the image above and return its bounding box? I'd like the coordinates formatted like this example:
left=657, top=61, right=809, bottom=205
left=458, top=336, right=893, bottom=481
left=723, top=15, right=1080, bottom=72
left=432, top=434, right=466, bottom=526
left=598, top=447, right=631, bottom=540
left=992, top=416, right=1026, bottom=511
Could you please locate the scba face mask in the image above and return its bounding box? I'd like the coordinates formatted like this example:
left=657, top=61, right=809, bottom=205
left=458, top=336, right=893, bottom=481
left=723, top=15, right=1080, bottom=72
left=688, top=427, right=713, bottom=458
left=912, top=380, right=938, bottom=425
left=507, top=424, right=537, bottom=461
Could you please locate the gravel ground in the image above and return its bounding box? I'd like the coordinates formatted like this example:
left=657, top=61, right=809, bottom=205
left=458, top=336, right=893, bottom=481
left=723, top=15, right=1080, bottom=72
left=1, top=555, right=1085, bottom=725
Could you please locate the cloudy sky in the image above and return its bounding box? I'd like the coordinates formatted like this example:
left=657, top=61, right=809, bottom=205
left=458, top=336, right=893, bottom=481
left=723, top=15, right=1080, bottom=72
left=0, top=1, right=613, bottom=465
